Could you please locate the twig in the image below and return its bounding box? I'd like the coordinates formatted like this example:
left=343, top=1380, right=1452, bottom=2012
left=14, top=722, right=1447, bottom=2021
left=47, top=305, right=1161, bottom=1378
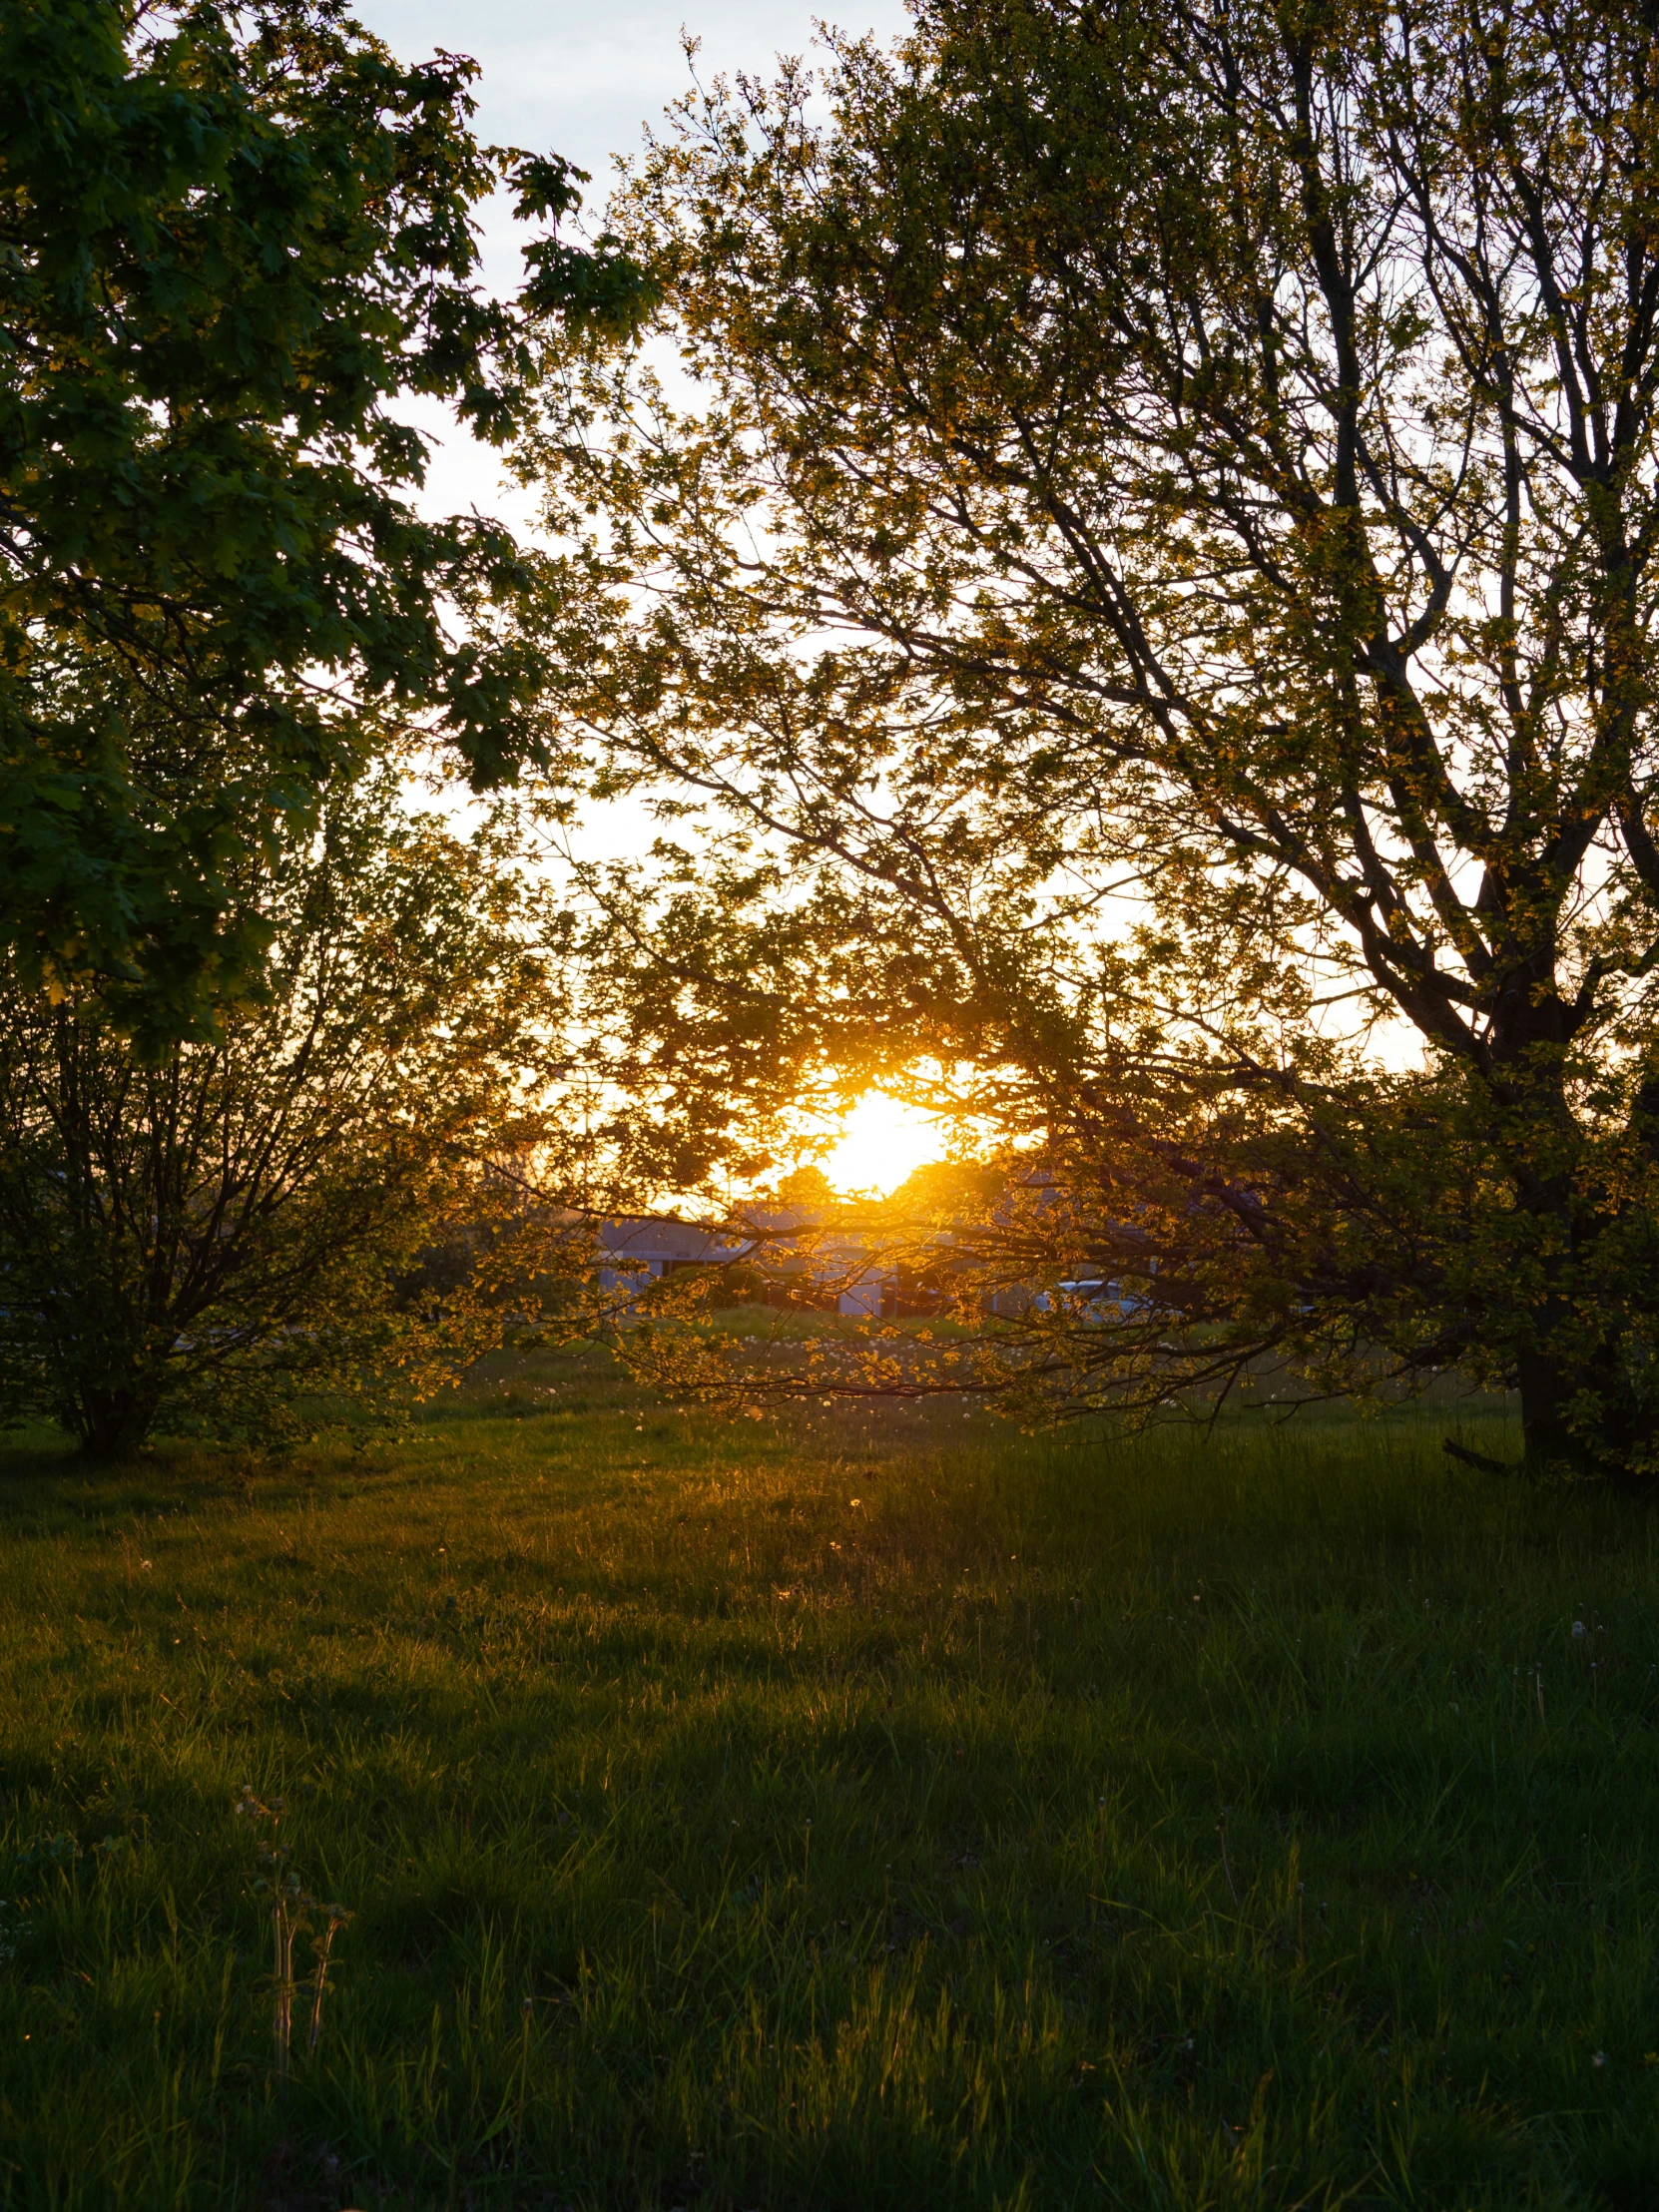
left=307, top=1912, right=351, bottom=2054
left=1216, top=1821, right=1240, bottom=1907
left=1441, top=1437, right=1514, bottom=1475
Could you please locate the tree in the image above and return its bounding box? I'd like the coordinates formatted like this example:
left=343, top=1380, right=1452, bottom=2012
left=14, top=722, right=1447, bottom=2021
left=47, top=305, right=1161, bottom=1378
left=524, top=0, right=1659, bottom=1483
left=0, top=0, right=647, bottom=1043
left=0, top=761, right=564, bottom=1459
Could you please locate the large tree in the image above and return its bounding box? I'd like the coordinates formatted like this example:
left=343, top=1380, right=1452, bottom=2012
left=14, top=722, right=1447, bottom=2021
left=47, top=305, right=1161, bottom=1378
left=525, top=0, right=1659, bottom=1482
left=0, top=0, right=645, bottom=1041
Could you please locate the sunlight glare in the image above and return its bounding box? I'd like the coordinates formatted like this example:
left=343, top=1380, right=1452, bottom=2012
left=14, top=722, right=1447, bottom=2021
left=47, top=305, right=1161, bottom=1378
left=820, top=1091, right=940, bottom=1195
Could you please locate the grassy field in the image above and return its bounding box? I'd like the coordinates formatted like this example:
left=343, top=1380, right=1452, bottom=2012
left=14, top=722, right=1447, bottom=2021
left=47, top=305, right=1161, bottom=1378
left=0, top=1342, right=1655, bottom=2210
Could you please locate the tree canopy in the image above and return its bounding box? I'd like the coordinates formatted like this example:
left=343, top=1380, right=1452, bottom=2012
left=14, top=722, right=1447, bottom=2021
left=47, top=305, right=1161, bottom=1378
left=0, top=0, right=646, bottom=1041
left=524, top=0, right=1659, bottom=1483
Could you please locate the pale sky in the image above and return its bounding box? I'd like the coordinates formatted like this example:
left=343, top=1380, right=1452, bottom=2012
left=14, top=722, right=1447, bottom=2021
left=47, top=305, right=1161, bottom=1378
left=354, top=2, right=913, bottom=216
left=351, top=3, right=915, bottom=523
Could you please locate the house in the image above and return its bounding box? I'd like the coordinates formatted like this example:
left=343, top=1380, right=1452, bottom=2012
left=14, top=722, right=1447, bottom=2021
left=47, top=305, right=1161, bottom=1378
left=597, top=1213, right=898, bottom=1318
left=597, top=1216, right=753, bottom=1292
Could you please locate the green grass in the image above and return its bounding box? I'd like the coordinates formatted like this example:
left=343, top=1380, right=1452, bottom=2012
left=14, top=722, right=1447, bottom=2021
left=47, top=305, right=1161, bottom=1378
left=0, top=1350, right=1656, bottom=2209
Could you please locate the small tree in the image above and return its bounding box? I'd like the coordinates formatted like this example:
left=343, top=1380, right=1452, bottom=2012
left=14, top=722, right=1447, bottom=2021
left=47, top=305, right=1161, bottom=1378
left=525, top=0, right=1659, bottom=1483
left=0, top=766, right=563, bottom=1459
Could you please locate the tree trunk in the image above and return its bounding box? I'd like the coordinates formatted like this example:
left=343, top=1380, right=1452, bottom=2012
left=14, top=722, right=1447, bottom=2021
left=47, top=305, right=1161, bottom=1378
left=1514, top=1345, right=1580, bottom=1473
left=1514, top=1333, right=1658, bottom=1491
left=1489, top=1011, right=1617, bottom=1480
left=74, top=1387, right=159, bottom=1462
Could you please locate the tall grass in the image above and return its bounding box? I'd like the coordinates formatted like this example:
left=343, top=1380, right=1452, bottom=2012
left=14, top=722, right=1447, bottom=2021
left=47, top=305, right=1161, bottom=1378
left=0, top=1357, right=1653, bottom=2208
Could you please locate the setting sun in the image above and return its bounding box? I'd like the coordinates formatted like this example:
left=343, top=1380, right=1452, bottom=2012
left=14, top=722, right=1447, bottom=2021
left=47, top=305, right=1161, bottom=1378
left=820, top=1090, right=941, bottom=1195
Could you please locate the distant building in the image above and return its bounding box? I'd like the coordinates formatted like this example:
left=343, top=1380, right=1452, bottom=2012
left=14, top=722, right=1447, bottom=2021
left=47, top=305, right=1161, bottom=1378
left=597, top=1216, right=752, bottom=1293
left=598, top=1214, right=898, bottom=1318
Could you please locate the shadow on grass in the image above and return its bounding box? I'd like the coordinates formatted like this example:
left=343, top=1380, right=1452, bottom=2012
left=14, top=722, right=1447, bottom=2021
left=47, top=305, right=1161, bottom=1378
left=0, top=1370, right=1650, bottom=2210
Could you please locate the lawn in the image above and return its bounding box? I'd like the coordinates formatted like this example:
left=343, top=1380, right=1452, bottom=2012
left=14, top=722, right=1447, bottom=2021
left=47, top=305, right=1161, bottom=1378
left=0, top=1344, right=1654, bottom=2210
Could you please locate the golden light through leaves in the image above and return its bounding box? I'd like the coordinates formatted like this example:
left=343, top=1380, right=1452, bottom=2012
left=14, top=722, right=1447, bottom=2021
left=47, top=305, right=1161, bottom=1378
left=820, top=1091, right=940, bottom=1195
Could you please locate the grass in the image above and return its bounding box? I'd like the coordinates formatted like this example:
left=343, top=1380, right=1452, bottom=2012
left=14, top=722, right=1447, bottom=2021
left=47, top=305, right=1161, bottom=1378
left=0, top=1345, right=1656, bottom=2209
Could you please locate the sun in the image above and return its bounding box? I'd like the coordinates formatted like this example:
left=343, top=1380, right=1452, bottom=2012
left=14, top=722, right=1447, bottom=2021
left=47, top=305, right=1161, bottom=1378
left=820, top=1091, right=941, bottom=1196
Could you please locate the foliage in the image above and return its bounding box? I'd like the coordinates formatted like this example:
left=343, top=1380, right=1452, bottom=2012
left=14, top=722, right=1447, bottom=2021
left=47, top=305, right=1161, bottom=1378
left=0, top=768, right=566, bottom=1458
left=520, top=0, right=1659, bottom=1483
left=0, top=1382, right=1656, bottom=2204
left=0, top=0, right=648, bottom=1042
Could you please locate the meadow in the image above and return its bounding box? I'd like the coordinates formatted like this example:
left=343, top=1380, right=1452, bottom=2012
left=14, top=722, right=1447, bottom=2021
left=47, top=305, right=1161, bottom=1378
left=0, top=1338, right=1655, bottom=2211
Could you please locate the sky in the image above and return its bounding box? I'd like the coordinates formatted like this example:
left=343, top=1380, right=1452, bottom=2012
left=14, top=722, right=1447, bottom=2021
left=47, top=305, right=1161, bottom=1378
left=353, top=0, right=914, bottom=516
left=354, top=1, right=913, bottom=206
